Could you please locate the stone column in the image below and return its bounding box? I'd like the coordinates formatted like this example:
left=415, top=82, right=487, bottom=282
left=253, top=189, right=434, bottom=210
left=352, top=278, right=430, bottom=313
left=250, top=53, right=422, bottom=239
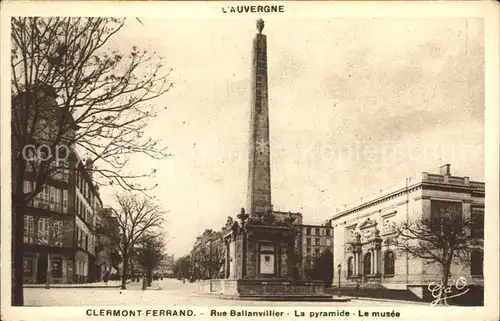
left=373, top=249, right=378, bottom=274
left=247, top=19, right=272, bottom=216
left=358, top=251, right=363, bottom=276
left=352, top=253, right=357, bottom=275
left=225, top=240, right=230, bottom=278
left=370, top=248, right=376, bottom=274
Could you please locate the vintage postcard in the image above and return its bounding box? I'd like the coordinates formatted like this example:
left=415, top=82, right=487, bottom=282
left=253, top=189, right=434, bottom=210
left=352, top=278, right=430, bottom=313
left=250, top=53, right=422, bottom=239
left=0, top=1, right=498, bottom=321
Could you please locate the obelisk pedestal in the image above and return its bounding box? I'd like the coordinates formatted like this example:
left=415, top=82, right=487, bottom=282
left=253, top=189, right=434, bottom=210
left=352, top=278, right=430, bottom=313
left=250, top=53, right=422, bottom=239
left=199, top=20, right=341, bottom=301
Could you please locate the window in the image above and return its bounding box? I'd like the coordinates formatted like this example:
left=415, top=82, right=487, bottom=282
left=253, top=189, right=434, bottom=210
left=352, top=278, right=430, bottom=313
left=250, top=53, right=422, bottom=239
left=470, top=250, right=483, bottom=276
left=306, top=228, right=311, bottom=235
left=24, top=215, right=35, bottom=244
left=363, top=252, right=371, bottom=276
left=472, top=208, right=484, bottom=239
left=315, top=248, right=320, bottom=256
left=53, top=221, right=63, bottom=246
left=384, top=251, right=395, bottom=275
left=347, top=257, right=354, bottom=277
left=42, top=186, right=48, bottom=201
left=326, top=229, right=331, bottom=236
left=306, top=248, right=311, bottom=256
left=85, top=235, right=89, bottom=251
left=23, top=255, right=33, bottom=276
left=23, top=181, right=33, bottom=193
left=430, top=200, right=462, bottom=235
left=38, top=218, right=49, bottom=244
left=306, top=238, right=311, bottom=246
left=62, top=190, right=68, bottom=213
left=38, top=119, right=50, bottom=140
left=315, top=238, right=320, bottom=246
left=326, top=239, right=331, bottom=246
left=315, top=228, right=320, bottom=236
left=51, top=257, right=63, bottom=278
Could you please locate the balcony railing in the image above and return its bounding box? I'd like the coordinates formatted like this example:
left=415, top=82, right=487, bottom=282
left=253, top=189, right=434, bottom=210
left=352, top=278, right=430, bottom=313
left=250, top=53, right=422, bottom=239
left=32, top=198, right=68, bottom=214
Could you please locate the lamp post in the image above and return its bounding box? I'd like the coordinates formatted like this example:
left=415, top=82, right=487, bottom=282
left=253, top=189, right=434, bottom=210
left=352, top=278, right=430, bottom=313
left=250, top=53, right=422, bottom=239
left=337, top=264, right=342, bottom=297
left=237, top=208, right=249, bottom=278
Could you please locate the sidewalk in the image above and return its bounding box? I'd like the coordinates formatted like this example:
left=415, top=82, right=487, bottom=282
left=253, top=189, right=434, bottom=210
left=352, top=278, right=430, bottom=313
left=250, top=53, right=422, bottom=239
left=24, top=280, right=131, bottom=289
left=344, top=296, right=432, bottom=306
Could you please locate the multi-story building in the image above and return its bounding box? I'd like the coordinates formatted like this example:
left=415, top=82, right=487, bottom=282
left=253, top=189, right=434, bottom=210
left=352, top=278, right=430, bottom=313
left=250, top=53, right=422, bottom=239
left=300, top=222, right=334, bottom=279
left=94, top=208, right=121, bottom=280
left=72, top=154, right=100, bottom=283
left=154, top=254, right=175, bottom=276
left=15, top=85, right=116, bottom=284
left=330, top=164, right=484, bottom=299
left=190, top=229, right=224, bottom=279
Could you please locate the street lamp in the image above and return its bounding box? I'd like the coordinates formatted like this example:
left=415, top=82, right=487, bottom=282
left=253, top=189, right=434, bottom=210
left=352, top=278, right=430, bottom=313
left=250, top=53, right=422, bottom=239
left=337, top=264, right=342, bottom=297
left=237, top=208, right=249, bottom=278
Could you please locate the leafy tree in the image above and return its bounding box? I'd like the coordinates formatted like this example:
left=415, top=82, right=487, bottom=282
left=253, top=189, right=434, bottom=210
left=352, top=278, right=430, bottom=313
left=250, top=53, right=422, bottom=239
left=395, top=207, right=483, bottom=305
left=173, top=255, right=192, bottom=279
left=136, top=232, right=167, bottom=286
left=311, top=248, right=333, bottom=287
left=11, top=17, right=172, bottom=305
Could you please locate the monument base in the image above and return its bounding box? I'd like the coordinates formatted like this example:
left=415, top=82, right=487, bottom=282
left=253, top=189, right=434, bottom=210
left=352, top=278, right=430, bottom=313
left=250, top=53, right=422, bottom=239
left=199, top=279, right=350, bottom=302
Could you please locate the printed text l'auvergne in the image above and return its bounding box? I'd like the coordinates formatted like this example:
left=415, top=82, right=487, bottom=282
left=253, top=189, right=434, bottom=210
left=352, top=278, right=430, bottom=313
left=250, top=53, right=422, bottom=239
left=222, top=5, right=285, bottom=14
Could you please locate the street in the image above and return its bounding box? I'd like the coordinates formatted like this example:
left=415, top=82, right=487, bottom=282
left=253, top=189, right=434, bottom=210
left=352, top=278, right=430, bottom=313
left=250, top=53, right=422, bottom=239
left=24, top=278, right=426, bottom=307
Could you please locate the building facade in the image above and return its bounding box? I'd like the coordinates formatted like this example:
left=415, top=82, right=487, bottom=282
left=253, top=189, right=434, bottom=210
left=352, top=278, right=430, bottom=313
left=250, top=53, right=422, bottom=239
left=94, top=208, right=121, bottom=279
left=300, top=223, right=334, bottom=279
left=154, top=254, right=175, bottom=276
left=16, top=85, right=118, bottom=284
left=330, top=164, right=484, bottom=298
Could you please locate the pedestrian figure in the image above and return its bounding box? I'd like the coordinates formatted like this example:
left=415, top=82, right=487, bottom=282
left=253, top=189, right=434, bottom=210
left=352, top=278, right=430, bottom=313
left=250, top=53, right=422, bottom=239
left=142, top=273, right=147, bottom=290
left=355, top=282, right=360, bottom=299
left=103, top=271, right=109, bottom=286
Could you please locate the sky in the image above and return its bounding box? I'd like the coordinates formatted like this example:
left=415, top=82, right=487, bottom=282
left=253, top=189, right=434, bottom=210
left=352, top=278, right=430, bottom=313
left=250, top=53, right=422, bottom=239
left=98, top=17, right=484, bottom=259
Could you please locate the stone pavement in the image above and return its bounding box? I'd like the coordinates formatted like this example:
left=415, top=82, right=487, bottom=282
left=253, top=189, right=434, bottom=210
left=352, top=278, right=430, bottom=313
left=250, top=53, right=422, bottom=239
left=24, top=278, right=428, bottom=307
left=24, top=280, right=131, bottom=289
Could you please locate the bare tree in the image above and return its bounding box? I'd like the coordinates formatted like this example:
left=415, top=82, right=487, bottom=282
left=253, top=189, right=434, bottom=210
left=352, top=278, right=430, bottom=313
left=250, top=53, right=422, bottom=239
left=394, top=207, right=483, bottom=305
left=112, top=193, right=165, bottom=290
left=11, top=17, right=172, bottom=305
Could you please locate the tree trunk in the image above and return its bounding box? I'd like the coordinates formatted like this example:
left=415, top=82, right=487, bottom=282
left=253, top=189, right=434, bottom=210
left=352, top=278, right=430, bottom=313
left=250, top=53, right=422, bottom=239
left=121, top=253, right=128, bottom=290
left=441, top=264, right=451, bottom=306
left=12, top=176, right=26, bottom=306
left=147, top=266, right=152, bottom=287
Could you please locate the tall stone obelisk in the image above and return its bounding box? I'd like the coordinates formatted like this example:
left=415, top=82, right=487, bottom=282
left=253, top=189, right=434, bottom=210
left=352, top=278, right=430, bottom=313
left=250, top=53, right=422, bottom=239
left=247, top=19, right=272, bottom=218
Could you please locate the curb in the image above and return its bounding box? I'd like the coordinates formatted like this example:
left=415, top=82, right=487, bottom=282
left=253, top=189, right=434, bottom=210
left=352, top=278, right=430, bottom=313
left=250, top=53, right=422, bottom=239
left=24, top=281, right=132, bottom=289
left=348, top=296, right=429, bottom=306
left=190, top=293, right=351, bottom=302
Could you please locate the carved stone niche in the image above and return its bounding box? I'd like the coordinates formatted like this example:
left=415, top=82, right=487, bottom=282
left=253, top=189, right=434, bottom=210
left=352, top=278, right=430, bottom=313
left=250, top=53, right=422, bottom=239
left=358, top=218, right=378, bottom=243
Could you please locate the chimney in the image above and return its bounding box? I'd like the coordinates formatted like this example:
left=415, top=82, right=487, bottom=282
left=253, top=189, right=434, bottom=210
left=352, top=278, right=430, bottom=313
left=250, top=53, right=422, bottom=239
left=85, top=159, right=93, bottom=178
left=439, top=164, right=451, bottom=176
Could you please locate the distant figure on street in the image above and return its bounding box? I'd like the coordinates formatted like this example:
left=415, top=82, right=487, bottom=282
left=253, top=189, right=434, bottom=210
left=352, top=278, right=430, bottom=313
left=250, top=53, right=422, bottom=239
left=103, top=271, right=109, bottom=285
left=142, top=273, right=147, bottom=290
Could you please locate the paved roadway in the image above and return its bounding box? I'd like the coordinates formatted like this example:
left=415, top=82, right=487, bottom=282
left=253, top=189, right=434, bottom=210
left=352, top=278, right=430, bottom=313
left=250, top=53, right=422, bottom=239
left=24, top=278, right=425, bottom=307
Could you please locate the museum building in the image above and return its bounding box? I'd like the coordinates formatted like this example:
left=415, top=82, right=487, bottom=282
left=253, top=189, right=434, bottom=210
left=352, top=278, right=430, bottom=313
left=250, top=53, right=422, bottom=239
left=330, top=164, right=484, bottom=299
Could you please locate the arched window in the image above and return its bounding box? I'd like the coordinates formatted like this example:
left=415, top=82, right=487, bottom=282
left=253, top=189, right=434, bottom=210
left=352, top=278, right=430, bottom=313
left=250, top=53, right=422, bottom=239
left=384, top=251, right=395, bottom=275
left=363, top=252, right=371, bottom=276
left=470, top=250, right=483, bottom=276
left=347, top=257, right=354, bottom=277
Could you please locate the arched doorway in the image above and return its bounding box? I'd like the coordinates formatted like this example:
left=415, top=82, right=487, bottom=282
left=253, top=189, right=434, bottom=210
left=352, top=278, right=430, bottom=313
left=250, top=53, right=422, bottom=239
left=347, top=257, right=354, bottom=277
left=363, top=252, right=371, bottom=276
